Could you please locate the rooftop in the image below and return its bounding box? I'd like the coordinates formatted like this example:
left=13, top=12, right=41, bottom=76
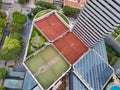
left=3, top=79, right=23, bottom=89
left=74, top=49, right=113, bottom=90
left=54, top=32, right=88, bottom=64
left=64, top=0, right=86, bottom=9
left=34, top=12, right=69, bottom=41
left=25, top=45, right=70, bottom=90
left=23, top=72, right=37, bottom=90
left=24, top=10, right=113, bottom=90
left=69, top=71, right=88, bottom=90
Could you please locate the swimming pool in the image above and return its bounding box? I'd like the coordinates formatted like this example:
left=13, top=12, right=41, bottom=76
left=110, top=85, right=120, bottom=90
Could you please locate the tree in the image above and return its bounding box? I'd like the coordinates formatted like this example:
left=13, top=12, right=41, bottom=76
left=0, top=11, right=7, bottom=19
left=3, top=36, right=21, bottom=50
left=0, top=36, right=22, bottom=60
left=0, top=27, right=3, bottom=40
left=12, top=11, right=27, bottom=24
left=9, top=23, right=24, bottom=34
left=0, top=86, right=5, bottom=90
left=0, top=68, right=6, bottom=79
left=18, top=0, right=29, bottom=4
left=0, top=18, right=6, bottom=28
left=0, top=0, right=2, bottom=9
left=10, top=32, right=23, bottom=44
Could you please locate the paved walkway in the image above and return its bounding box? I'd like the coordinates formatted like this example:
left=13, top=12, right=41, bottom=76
left=14, top=17, right=32, bottom=69
left=24, top=0, right=36, bottom=8
left=106, top=75, right=120, bottom=90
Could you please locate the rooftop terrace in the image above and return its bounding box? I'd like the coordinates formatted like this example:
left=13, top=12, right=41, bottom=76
left=54, top=32, right=88, bottom=64
left=34, top=12, right=69, bottom=41
left=25, top=45, right=70, bottom=90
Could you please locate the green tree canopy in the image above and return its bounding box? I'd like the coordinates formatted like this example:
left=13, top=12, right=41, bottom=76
left=10, top=32, right=23, bottom=44
left=0, top=11, right=7, bottom=19
left=9, top=23, right=24, bottom=33
left=12, top=11, right=27, bottom=24
left=3, top=36, right=21, bottom=50
left=0, top=0, right=2, bottom=9
left=0, top=36, right=22, bottom=60
left=0, top=68, right=6, bottom=79
left=0, top=18, right=6, bottom=28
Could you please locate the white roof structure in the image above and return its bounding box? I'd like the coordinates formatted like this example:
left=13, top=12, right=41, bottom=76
left=2, top=0, right=15, bottom=4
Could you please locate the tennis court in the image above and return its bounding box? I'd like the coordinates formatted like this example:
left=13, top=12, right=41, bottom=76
left=35, top=13, right=69, bottom=41
left=25, top=45, right=69, bottom=89
left=53, top=32, right=88, bottom=64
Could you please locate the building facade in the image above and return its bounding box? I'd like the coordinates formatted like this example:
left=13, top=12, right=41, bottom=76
left=72, top=0, right=120, bottom=47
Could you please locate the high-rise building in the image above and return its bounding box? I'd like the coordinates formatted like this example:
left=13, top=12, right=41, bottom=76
left=72, top=0, right=120, bottom=47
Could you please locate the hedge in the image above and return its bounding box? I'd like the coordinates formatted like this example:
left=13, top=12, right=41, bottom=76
left=62, top=6, right=80, bottom=16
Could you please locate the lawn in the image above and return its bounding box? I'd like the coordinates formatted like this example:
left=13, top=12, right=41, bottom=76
left=116, top=36, right=120, bottom=43
left=57, top=12, right=70, bottom=24
left=111, top=26, right=120, bottom=44
left=25, top=45, right=69, bottom=89
left=34, top=9, right=52, bottom=19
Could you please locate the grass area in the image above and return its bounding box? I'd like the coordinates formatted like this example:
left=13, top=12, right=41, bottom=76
left=25, top=45, right=69, bottom=89
left=34, top=9, right=52, bottom=19
left=57, top=12, right=70, bottom=24
left=111, top=32, right=118, bottom=38
left=27, top=26, right=46, bottom=56
left=111, top=26, right=120, bottom=44
left=106, top=44, right=120, bottom=66
left=116, top=36, right=120, bottom=43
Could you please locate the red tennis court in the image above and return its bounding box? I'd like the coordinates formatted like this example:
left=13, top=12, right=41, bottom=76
left=35, top=13, right=69, bottom=41
left=53, top=32, right=88, bottom=64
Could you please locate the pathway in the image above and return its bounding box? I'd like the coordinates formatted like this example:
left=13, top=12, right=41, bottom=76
left=24, top=0, right=36, bottom=8
left=0, top=23, right=9, bottom=49
left=14, top=17, right=32, bottom=70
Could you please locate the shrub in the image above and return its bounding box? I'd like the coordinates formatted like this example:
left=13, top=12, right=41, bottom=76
left=35, top=1, right=56, bottom=9
left=106, top=44, right=119, bottom=66
left=18, top=0, right=29, bottom=4
left=62, top=6, right=80, bottom=16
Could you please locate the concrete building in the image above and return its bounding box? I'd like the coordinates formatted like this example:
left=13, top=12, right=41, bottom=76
left=72, top=0, right=120, bottom=47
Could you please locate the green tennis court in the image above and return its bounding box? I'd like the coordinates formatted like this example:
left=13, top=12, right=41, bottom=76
left=25, top=45, right=69, bottom=89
